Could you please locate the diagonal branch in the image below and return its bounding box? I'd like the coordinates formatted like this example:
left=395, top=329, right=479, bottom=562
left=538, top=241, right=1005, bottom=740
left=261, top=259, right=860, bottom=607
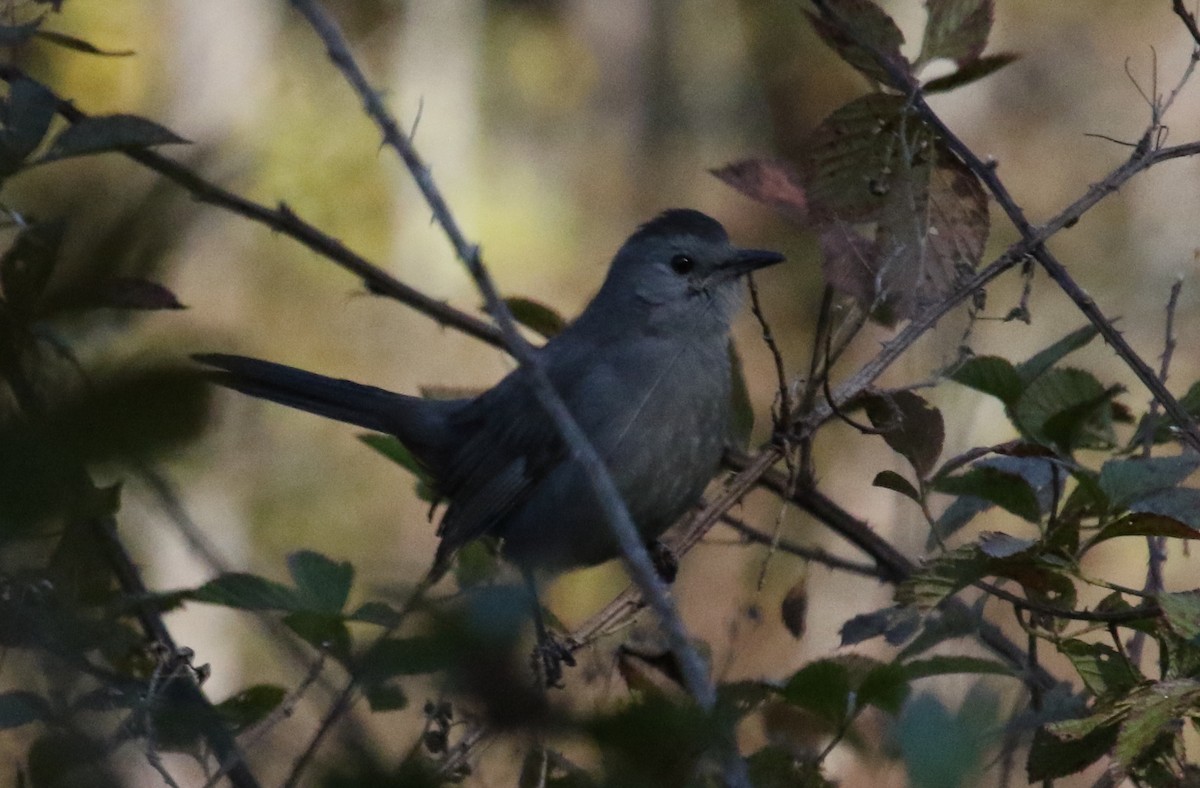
left=286, top=1, right=742, bottom=784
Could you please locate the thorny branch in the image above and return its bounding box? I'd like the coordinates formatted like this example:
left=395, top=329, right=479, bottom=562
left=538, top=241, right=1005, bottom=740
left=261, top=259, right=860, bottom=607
left=286, top=2, right=743, bottom=786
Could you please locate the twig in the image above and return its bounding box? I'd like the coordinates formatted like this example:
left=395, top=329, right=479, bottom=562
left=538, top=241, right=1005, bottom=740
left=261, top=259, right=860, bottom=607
left=286, top=2, right=739, bottom=784
left=718, top=513, right=882, bottom=577
left=821, top=0, right=1200, bottom=452
left=1173, top=0, right=1200, bottom=46
left=0, top=65, right=503, bottom=350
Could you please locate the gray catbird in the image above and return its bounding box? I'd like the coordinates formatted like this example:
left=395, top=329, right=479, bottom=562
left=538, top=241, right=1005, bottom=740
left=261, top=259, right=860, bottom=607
left=197, top=209, right=784, bottom=582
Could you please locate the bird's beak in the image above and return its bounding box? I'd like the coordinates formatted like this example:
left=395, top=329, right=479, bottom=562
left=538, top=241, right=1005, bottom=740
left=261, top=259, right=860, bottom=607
left=717, top=248, right=786, bottom=281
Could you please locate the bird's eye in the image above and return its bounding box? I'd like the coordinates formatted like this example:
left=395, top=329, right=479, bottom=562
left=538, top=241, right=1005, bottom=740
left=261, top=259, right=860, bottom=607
left=670, top=254, right=695, bottom=275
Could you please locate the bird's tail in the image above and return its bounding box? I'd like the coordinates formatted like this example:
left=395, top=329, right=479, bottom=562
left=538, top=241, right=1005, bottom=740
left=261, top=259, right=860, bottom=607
left=194, top=353, right=414, bottom=435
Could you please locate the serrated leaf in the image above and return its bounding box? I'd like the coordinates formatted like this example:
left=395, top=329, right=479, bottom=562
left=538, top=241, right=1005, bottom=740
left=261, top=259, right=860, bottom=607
left=807, top=0, right=909, bottom=86
left=1127, top=486, right=1200, bottom=529
left=1014, top=367, right=1116, bottom=451
left=1059, top=639, right=1141, bottom=696
left=896, top=546, right=988, bottom=611
left=857, top=661, right=909, bottom=714
left=361, top=636, right=448, bottom=678
left=873, top=469, right=922, bottom=502
left=34, top=30, right=134, bottom=57
left=919, top=0, right=993, bottom=66
left=40, top=113, right=188, bottom=162
left=901, top=655, right=1013, bottom=680
left=1113, top=680, right=1200, bottom=772
left=1159, top=591, right=1200, bottom=643
left=0, top=691, right=49, bottom=729
left=1027, top=723, right=1117, bottom=782
left=283, top=612, right=352, bottom=662
left=871, top=147, right=989, bottom=321
left=1098, top=454, right=1200, bottom=509
left=1092, top=512, right=1200, bottom=545
left=779, top=659, right=852, bottom=726
left=924, top=52, right=1020, bottom=93
left=840, top=605, right=922, bottom=647
left=711, top=159, right=809, bottom=222
left=864, top=390, right=945, bottom=479
left=897, top=605, right=978, bottom=660
left=190, top=572, right=302, bottom=611
left=930, top=493, right=992, bottom=545
left=287, top=550, right=352, bottom=614
left=976, top=530, right=1036, bottom=558
left=781, top=577, right=808, bottom=639
left=801, top=93, right=910, bottom=223
left=1016, top=324, right=1099, bottom=384
left=216, top=684, right=286, bottom=733
left=348, top=600, right=404, bottom=627
left=934, top=466, right=1041, bottom=523
left=503, top=296, right=566, bottom=340
left=949, top=355, right=1022, bottom=404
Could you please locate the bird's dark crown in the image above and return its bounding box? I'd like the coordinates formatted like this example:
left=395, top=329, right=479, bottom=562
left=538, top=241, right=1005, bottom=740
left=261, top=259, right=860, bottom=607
left=628, top=209, right=729, bottom=246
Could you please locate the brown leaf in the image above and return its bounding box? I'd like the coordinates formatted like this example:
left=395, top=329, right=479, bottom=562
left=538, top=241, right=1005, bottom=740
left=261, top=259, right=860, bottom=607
left=864, top=390, right=945, bottom=479
left=806, top=0, right=910, bottom=87
left=711, top=159, right=809, bottom=223
left=781, top=577, right=809, bottom=639
left=818, top=220, right=878, bottom=308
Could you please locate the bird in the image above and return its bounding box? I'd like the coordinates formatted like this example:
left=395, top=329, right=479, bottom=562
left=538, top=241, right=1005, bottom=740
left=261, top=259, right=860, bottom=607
left=196, top=209, right=784, bottom=680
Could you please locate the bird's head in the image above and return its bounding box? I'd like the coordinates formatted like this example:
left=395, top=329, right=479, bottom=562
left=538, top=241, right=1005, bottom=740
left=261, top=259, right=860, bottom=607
left=595, top=209, right=785, bottom=336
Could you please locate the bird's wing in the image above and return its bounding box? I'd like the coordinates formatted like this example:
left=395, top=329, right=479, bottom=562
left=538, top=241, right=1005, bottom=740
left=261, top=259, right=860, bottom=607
left=429, top=370, right=568, bottom=574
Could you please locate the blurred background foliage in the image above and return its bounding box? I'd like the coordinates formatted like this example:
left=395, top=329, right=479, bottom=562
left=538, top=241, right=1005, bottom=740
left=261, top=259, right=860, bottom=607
left=2, top=0, right=1200, bottom=785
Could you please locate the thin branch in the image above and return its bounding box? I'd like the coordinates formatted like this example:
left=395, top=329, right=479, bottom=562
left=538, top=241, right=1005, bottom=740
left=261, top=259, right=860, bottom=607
left=1173, top=0, right=1200, bottom=46
left=286, top=2, right=739, bottom=784
left=718, top=513, right=883, bottom=578
left=811, top=0, right=1200, bottom=451
left=0, top=65, right=503, bottom=349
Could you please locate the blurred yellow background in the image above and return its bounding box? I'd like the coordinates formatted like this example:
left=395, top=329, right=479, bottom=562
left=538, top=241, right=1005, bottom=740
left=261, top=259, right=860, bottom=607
left=12, top=0, right=1200, bottom=784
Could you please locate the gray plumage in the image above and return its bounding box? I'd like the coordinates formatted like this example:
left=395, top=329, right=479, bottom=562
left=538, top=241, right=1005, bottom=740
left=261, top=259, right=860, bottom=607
left=196, top=209, right=784, bottom=578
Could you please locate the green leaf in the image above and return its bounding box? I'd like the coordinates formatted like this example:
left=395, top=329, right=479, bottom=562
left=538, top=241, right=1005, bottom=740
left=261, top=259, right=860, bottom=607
left=949, top=355, right=1023, bottom=404
left=453, top=538, right=503, bottom=588
left=1059, top=639, right=1141, bottom=696
left=839, top=605, right=921, bottom=647
left=1128, top=487, right=1200, bottom=528
left=0, top=691, right=49, bottom=729
left=919, top=0, right=993, bottom=66
left=924, top=52, right=1020, bottom=93
left=503, top=296, right=566, bottom=340
left=896, top=546, right=989, bottom=611
left=857, top=661, right=909, bottom=714
left=0, top=77, right=57, bottom=178
left=358, top=433, right=437, bottom=501
left=898, top=691, right=991, bottom=788
left=864, top=391, right=945, bottom=479
left=348, top=600, right=404, bottom=627
left=40, top=113, right=188, bottom=162
left=1015, top=324, right=1099, bottom=384
left=1098, top=454, right=1200, bottom=509
left=216, top=684, right=286, bottom=733
left=361, top=636, right=448, bottom=678
left=801, top=93, right=909, bottom=223
left=901, top=655, right=1014, bottom=680
left=1014, top=367, right=1116, bottom=451
left=728, top=341, right=754, bottom=449
left=283, top=612, right=352, bottom=662
left=1027, top=723, right=1118, bottom=782
left=1158, top=591, right=1200, bottom=643
left=806, top=0, right=909, bottom=86
left=873, top=469, right=922, bottom=502
left=1113, top=680, right=1200, bottom=772
left=363, top=681, right=408, bottom=712
left=34, top=30, right=135, bottom=57
left=287, top=550, right=352, bottom=614
left=976, top=530, right=1036, bottom=558
left=779, top=659, right=852, bottom=726
left=1091, top=512, right=1200, bottom=544
left=0, top=219, right=64, bottom=318
left=934, top=466, right=1041, bottom=523
left=190, top=572, right=302, bottom=611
